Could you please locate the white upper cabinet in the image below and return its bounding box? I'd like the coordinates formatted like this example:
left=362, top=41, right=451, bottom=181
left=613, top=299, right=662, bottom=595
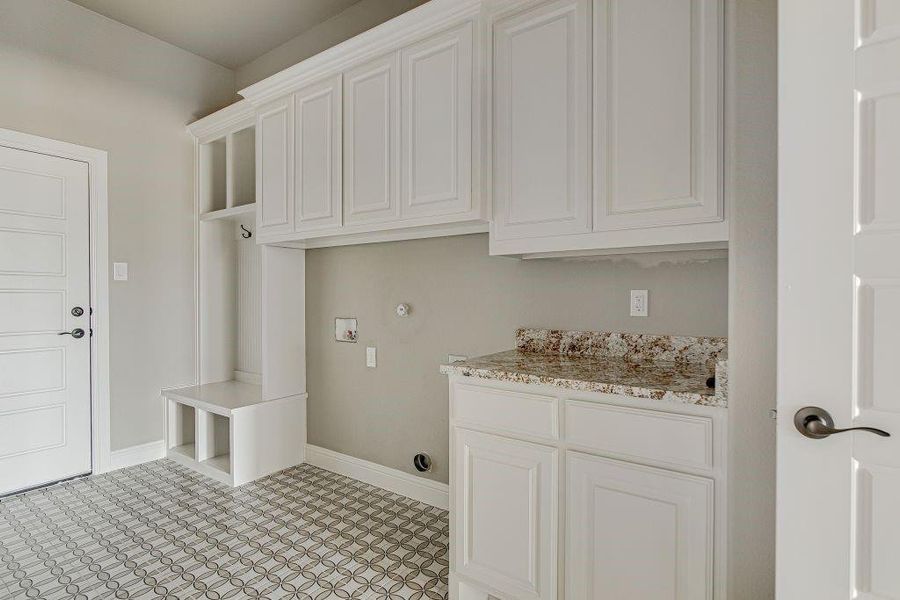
left=294, top=75, right=342, bottom=233
left=489, top=0, right=724, bottom=256
left=401, top=22, right=474, bottom=219
left=241, top=0, right=721, bottom=254
left=593, top=0, right=722, bottom=231
left=256, top=96, right=294, bottom=241
left=491, top=0, right=592, bottom=241
left=343, top=52, right=402, bottom=226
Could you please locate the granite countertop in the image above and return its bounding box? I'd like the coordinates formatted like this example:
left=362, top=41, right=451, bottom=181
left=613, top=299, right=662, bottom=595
left=440, top=328, right=728, bottom=408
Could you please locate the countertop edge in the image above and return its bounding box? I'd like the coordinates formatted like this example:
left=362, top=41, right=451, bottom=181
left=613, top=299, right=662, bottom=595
left=440, top=364, right=727, bottom=408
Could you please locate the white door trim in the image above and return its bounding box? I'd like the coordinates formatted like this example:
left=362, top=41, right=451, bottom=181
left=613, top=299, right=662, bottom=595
left=0, top=127, right=111, bottom=477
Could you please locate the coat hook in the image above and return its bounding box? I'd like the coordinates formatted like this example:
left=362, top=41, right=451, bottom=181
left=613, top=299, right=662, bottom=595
left=240, top=224, right=252, bottom=239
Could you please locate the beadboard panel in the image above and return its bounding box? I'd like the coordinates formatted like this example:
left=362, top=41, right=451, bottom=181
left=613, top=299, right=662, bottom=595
left=237, top=223, right=262, bottom=377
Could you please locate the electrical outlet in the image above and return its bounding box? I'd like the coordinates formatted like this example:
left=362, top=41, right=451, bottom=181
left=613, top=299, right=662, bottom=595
left=366, top=346, right=377, bottom=368
left=448, top=354, right=467, bottom=363
left=630, top=289, right=648, bottom=317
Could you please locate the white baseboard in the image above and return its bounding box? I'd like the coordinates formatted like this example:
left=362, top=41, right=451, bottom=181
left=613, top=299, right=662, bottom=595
left=305, top=444, right=449, bottom=510
left=109, top=439, right=166, bottom=471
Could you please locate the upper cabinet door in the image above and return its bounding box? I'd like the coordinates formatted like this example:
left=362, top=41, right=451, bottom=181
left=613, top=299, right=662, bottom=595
left=593, top=0, right=722, bottom=231
left=401, top=22, right=474, bottom=219
left=343, top=52, right=401, bottom=225
left=492, top=0, right=592, bottom=241
left=294, top=75, right=342, bottom=233
left=256, top=96, right=294, bottom=240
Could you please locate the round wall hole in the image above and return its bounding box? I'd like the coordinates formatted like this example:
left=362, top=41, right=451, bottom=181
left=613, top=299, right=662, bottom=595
left=413, top=453, right=432, bottom=473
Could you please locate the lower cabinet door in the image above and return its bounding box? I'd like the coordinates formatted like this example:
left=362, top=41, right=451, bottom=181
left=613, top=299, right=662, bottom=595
left=453, top=428, right=558, bottom=600
left=566, top=452, right=714, bottom=600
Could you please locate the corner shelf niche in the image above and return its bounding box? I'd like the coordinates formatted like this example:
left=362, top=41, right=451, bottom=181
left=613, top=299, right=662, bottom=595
left=198, top=130, right=255, bottom=216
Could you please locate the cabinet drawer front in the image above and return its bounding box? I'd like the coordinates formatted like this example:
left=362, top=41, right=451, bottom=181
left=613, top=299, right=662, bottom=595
left=454, top=429, right=558, bottom=600
left=565, top=400, right=713, bottom=470
left=452, top=384, right=558, bottom=439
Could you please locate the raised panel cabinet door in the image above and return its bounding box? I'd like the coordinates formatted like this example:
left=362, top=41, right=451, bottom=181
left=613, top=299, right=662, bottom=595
left=343, top=52, right=401, bottom=225
left=256, top=96, right=294, bottom=240
left=294, top=75, right=342, bottom=233
left=593, top=0, right=722, bottom=231
left=401, top=21, right=473, bottom=219
left=453, top=428, right=557, bottom=600
left=492, top=0, right=591, bottom=241
left=566, top=452, right=714, bottom=600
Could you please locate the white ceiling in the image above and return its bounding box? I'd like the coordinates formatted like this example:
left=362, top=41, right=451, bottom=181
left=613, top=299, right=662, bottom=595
left=68, top=0, right=363, bottom=69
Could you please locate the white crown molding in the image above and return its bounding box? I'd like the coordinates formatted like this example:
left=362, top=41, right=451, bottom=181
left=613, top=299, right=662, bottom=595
left=305, top=444, right=449, bottom=510
left=238, top=0, right=484, bottom=107
left=187, top=99, right=256, bottom=142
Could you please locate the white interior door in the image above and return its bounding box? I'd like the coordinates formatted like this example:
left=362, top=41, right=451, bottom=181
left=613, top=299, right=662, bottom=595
left=0, top=145, right=91, bottom=496
left=779, top=1, right=900, bottom=597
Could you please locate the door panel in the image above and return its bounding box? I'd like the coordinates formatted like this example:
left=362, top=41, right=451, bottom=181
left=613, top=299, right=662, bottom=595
left=401, top=22, right=473, bottom=218
left=492, top=0, right=591, bottom=240
left=453, top=428, right=557, bottom=600
left=778, top=0, right=900, bottom=596
left=567, top=452, right=714, bottom=600
left=0, top=145, right=91, bottom=495
left=294, top=75, right=342, bottom=232
left=0, top=290, right=65, bottom=335
left=344, top=53, right=401, bottom=225
left=593, top=0, right=722, bottom=231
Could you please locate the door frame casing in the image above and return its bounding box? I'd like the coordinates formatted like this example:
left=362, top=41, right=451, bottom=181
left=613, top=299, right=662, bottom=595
left=0, top=127, right=111, bottom=476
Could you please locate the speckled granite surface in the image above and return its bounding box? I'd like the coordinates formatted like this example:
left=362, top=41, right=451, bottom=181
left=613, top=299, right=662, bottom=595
left=441, top=328, right=728, bottom=408
left=516, top=327, right=728, bottom=364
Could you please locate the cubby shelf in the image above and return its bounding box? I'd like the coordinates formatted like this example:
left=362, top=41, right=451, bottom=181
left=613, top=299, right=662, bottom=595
left=164, top=381, right=304, bottom=487
left=199, top=203, right=256, bottom=222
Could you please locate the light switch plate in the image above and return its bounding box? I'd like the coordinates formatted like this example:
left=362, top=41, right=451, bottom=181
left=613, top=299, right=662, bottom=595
left=113, top=262, right=128, bottom=281
left=630, top=289, right=648, bottom=317
left=366, top=346, right=377, bottom=368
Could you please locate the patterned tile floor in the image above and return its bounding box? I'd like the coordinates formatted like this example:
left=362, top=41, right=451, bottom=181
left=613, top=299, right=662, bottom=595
left=0, top=460, right=449, bottom=599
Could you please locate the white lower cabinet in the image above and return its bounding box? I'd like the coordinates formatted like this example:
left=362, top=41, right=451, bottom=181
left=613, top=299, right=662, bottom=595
left=453, top=428, right=558, bottom=600
left=566, top=452, right=714, bottom=600
left=449, top=379, right=726, bottom=600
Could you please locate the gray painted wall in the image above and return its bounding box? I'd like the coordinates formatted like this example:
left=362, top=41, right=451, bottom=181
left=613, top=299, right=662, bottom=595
left=725, top=0, right=777, bottom=597
left=0, top=0, right=235, bottom=450
left=306, top=234, right=728, bottom=483
left=235, top=0, right=429, bottom=90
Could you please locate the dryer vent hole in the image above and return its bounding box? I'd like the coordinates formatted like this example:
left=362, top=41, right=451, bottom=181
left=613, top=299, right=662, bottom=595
left=413, top=453, right=432, bottom=473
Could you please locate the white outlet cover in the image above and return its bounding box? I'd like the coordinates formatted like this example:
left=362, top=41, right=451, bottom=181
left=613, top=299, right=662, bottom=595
left=366, top=346, right=377, bottom=368
left=113, top=262, right=128, bottom=281
left=630, top=289, right=648, bottom=317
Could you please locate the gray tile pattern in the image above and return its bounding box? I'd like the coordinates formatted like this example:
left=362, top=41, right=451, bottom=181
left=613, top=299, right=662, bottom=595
left=0, top=460, right=449, bottom=599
